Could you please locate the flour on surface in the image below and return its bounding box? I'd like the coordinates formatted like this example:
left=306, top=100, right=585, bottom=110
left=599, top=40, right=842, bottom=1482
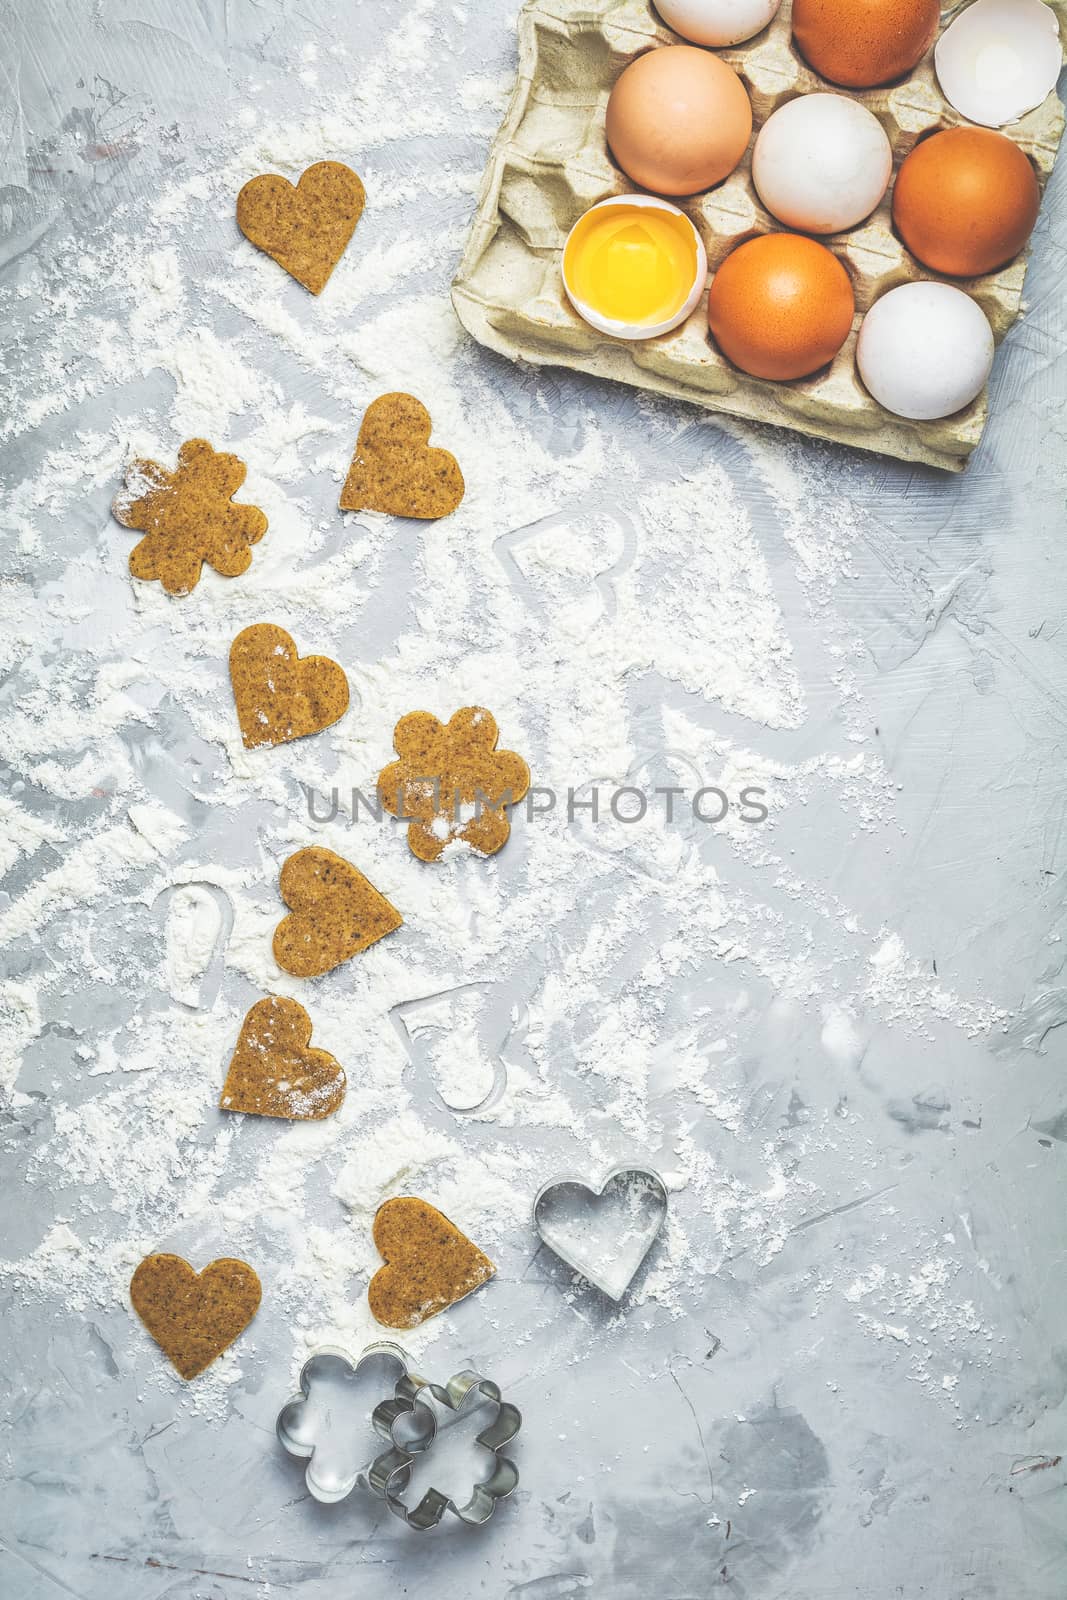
left=0, top=0, right=1012, bottom=1425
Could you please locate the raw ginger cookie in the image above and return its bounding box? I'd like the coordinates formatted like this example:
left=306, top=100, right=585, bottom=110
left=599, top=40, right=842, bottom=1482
left=230, top=623, right=349, bottom=750
left=130, top=1253, right=261, bottom=1379
left=113, top=439, right=267, bottom=596
left=340, top=393, right=464, bottom=520
left=273, top=846, right=402, bottom=979
left=237, top=160, right=366, bottom=294
left=368, top=1197, right=495, bottom=1329
left=377, top=706, right=530, bottom=861
left=220, top=996, right=346, bottom=1119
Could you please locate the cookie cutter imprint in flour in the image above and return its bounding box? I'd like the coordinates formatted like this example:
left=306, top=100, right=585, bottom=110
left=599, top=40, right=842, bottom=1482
left=276, top=1342, right=435, bottom=1504
left=534, top=1163, right=669, bottom=1301
left=276, top=1345, right=521, bottom=1529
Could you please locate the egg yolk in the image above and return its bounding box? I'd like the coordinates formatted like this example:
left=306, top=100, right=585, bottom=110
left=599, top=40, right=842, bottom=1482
left=564, top=205, right=699, bottom=326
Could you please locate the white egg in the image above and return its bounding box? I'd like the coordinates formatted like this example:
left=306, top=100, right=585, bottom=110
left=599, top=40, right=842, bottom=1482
left=857, top=283, right=995, bottom=421
left=656, top=0, right=782, bottom=47
left=752, top=94, right=893, bottom=234
left=936, top=0, right=1062, bottom=128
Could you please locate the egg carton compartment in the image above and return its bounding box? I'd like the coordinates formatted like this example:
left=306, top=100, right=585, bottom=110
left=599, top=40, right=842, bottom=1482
left=452, top=0, right=1067, bottom=471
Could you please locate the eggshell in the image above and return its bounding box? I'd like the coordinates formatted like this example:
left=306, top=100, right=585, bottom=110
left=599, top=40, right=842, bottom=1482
left=655, top=0, right=782, bottom=46
left=935, top=0, right=1063, bottom=128
left=792, top=0, right=941, bottom=88
left=893, top=128, right=1041, bottom=277
left=707, top=233, right=855, bottom=380
left=753, top=94, right=893, bottom=233
left=605, top=45, right=753, bottom=196
left=857, top=283, right=995, bottom=420
left=562, top=195, right=708, bottom=340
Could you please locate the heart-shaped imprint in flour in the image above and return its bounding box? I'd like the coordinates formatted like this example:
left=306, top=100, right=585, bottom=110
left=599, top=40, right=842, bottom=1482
left=236, top=161, right=366, bottom=295
left=230, top=623, right=349, bottom=750
left=369, top=1197, right=495, bottom=1329
left=533, top=1165, right=668, bottom=1301
left=273, top=847, right=403, bottom=979
left=130, top=1253, right=262, bottom=1379
left=220, top=996, right=346, bottom=1120
left=340, top=393, right=465, bottom=520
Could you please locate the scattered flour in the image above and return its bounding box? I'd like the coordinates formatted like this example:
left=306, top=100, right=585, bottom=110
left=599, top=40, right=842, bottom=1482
left=0, top=1, right=1011, bottom=1424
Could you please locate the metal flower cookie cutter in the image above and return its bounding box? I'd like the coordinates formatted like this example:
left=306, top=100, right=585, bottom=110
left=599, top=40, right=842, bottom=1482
left=369, top=1368, right=521, bottom=1530
left=276, top=1342, right=434, bottom=1504
left=533, top=1163, right=669, bottom=1301
left=276, top=1343, right=521, bottom=1529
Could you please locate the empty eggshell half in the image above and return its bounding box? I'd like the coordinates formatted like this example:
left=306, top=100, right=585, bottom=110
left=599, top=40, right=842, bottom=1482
left=562, top=195, right=708, bottom=340
left=656, top=0, right=783, bottom=46
left=935, top=0, right=1063, bottom=128
left=857, top=282, right=995, bottom=420
left=753, top=94, right=893, bottom=233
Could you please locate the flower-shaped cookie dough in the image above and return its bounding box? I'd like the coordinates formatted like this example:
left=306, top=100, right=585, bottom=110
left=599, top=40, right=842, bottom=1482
left=377, top=707, right=530, bottom=862
left=113, top=438, right=267, bottom=596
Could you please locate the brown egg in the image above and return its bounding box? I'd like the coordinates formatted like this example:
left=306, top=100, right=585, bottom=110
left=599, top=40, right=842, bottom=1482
left=893, top=128, right=1041, bottom=278
left=605, top=45, right=753, bottom=196
left=792, top=0, right=940, bottom=88
left=708, top=233, right=855, bottom=380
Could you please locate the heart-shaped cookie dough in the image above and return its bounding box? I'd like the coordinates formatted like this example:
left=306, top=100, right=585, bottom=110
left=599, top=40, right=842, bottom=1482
left=273, top=846, right=403, bottom=979
left=220, top=996, right=346, bottom=1119
left=340, top=393, right=465, bottom=520
left=369, top=1197, right=495, bottom=1329
left=130, top=1253, right=262, bottom=1379
left=230, top=623, right=349, bottom=750
left=236, top=160, right=366, bottom=295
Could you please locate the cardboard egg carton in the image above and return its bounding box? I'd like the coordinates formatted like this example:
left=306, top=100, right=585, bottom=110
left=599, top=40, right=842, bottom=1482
left=452, top=0, right=1067, bottom=471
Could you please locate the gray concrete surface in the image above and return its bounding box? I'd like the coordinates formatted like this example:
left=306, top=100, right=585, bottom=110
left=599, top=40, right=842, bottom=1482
left=2, top=3, right=1067, bottom=1597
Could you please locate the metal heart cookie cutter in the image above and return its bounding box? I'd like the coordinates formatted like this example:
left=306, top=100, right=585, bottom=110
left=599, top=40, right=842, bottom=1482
left=533, top=1163, right=669, bottom=1301
left=276, top=1343, right=520, bottom=1530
